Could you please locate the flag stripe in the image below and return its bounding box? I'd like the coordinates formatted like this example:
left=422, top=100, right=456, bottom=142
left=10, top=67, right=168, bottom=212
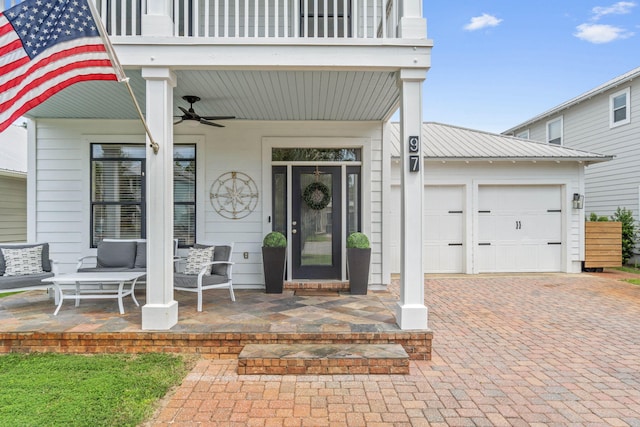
left=0, top=64, right=117, bottom=125
left=0, top=58, right=116, bottom=111
left=0, top=44, right=111, bottom=94
left=0, top=72, right=117, bottom=130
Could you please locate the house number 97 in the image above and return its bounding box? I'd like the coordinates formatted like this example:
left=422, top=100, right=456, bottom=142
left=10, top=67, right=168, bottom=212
left=408, top=136, right=420, bottom=172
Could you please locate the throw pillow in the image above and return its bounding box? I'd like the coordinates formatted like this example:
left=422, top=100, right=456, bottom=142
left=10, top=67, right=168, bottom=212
left=183, top=246, right=215, bottom=275
left=0, top=243, right=51, bottom=274
left=1, top=246, right=45, bottom=276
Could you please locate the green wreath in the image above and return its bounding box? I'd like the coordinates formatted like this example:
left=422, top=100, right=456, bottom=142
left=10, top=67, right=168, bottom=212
left=303, top=182, right=331, bottom=210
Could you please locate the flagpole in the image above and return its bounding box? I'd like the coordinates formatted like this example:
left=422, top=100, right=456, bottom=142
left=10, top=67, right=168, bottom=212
left=87, top=0, right=160, bottom=155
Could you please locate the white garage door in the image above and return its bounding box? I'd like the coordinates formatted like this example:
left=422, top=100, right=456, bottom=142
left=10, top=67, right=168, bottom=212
left=390, top=185, right=464, bottom=273
left=477, top=185, right=562, bottom=273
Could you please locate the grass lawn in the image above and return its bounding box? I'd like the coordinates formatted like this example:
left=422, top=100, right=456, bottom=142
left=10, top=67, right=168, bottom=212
left=613, top=266, right=640, bottom=286
left=0, top=353, right=192, bottom=427
left=614, top=266, right=640, bottom=274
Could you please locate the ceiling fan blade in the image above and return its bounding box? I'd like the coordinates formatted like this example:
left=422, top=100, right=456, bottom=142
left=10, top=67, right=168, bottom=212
left=200, top=119, right=225, bottom=128
left=200, top=115, right=235, bottom=121
left=178, top=106, right=197, bottom=118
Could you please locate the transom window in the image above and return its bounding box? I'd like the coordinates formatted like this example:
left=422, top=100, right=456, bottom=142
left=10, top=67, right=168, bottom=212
left=610, top=87, right=631, bottom=128
left=546, top=117, right=563, bottom=145
left=90, top=144, right=196, bottom=248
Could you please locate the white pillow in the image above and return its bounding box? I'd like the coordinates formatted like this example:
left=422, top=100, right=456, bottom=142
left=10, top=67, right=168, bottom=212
left=2, top=246, right=45, bottom=276
left=183, top=247, right=214, bottom=275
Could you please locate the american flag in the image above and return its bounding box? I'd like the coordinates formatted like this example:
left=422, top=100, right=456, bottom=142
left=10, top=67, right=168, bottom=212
left=0, top=0, right=122, bottom=132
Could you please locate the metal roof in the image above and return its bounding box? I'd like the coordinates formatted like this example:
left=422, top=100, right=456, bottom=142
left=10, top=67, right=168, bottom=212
left=389, top=122, right=612, bottom=164
left=503, top=66, right=640, bottom=134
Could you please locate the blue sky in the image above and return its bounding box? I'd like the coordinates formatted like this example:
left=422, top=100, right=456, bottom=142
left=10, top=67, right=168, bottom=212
left=421, top=1, right=640, bottom=133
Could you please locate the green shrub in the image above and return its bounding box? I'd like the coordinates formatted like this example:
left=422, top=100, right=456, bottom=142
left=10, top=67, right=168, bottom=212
left=263, top=231, right=287, bottom=248
left=347, top=232, right=370, bottom=249
left=611, top=207, right=638, bottom=264
left=588, top=212, right=609, bottom=221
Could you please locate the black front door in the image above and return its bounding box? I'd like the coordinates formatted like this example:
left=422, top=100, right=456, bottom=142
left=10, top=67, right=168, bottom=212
left=292, top=166, right=342, bottom=279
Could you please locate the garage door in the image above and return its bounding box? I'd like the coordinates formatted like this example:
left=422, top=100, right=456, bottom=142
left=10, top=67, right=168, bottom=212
left=390, top=185, right=464, bottom=273
left=477, top=185, right=562, bottom=272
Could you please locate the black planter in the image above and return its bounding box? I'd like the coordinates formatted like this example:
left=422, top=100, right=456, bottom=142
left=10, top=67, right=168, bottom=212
left=347, top=248, right=371, bottom=295
left=262, top=247, right=286, bottom=293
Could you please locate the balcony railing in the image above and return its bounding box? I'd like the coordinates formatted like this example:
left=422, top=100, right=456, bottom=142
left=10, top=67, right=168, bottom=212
left=0, top=0, right=400, bottom=39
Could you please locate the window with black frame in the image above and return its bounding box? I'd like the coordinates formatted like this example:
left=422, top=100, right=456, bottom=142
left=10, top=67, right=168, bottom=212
left=90, top=143, right=196, bottom=247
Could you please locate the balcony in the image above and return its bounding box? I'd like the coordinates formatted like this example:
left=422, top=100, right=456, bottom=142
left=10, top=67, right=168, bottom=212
left=0, top=0, right=399, bottom=39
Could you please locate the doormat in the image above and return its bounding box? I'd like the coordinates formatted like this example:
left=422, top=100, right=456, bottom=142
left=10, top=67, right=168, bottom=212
left=294, top=289, right=341, bottom=297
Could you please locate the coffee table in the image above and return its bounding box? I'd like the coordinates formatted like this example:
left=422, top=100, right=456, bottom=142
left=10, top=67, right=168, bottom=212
left=42, top=272, right=145, bottom=315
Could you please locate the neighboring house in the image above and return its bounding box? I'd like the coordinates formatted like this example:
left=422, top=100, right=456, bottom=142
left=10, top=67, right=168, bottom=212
left=16, top=1, right=431, bottom=330
left=385, top=123, right=611, bottom=275
left=0, top=125, right=27, bottom=243
left=504, top=66, right=640, bottom=262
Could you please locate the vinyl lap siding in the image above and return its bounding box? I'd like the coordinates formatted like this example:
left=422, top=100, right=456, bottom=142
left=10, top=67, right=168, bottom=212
left=34, top=119, right=384, bottom=284
left=0, top=175, right=27, bottom=242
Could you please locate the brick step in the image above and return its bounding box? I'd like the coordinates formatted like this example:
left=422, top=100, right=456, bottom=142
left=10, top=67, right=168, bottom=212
left=237, top=343, right=409, bottom=375
left=284, top=281, right=350, bottom=290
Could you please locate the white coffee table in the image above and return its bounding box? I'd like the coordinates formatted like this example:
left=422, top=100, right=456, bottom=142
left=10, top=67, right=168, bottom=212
left=42, top=272, right=145, bottom=315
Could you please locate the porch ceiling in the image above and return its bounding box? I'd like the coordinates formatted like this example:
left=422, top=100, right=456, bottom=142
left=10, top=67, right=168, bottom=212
left=24, top=69, right=400, bottom=122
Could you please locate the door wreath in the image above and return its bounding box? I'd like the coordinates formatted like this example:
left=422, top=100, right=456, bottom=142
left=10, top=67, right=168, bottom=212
left=303, top=181, right=331, bottom=210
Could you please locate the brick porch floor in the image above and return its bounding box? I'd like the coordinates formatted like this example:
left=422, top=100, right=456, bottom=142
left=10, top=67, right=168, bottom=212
left=0, top=285, right=432, bottom=359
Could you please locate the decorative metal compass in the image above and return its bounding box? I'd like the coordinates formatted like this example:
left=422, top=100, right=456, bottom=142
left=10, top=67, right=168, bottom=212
left=209, top=171, right=259, bottom=219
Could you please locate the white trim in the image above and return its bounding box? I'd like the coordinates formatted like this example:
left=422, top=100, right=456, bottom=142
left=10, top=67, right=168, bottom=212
left=80, top=134, right=205, bottom=250
left=262, top=136, right=371, bottom=282
left=609, top=87, right=631, bottom=128
left=26, top=119, right=37, bottom=242
left=546, top=116, right=563, bottom=146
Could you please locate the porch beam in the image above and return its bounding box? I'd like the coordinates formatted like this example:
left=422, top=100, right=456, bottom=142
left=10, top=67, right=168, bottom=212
left=111, top=42, right=432, bottom=71
left=396, top=68, right=428, bottom=331
left=141, top=67, right=178, bottom=330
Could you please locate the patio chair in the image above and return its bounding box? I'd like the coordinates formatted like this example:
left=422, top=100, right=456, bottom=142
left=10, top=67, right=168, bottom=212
left=174, top=242, right=235, bottom=312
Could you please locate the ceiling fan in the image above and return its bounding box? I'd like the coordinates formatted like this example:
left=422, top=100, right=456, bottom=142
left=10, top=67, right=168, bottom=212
left=174, top=95, right=235, bottom=127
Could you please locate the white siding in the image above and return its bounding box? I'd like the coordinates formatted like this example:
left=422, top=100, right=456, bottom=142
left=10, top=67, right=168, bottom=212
left=33, top=119, right=383, bottom=285
left=0, top=175, right=27, bottom=242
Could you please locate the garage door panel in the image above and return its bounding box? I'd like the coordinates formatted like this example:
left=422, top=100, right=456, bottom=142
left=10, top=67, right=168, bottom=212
left=477, top=185, right=562, bottom=273
left=424, top=243, right=463, bottom=273
left=425, top=214, right=463, bottom=241
left=391, top=185, right=465, bottom=273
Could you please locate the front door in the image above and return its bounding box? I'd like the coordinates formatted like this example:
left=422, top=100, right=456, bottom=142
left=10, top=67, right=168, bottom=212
left=292, top=166, right=342, bottom=279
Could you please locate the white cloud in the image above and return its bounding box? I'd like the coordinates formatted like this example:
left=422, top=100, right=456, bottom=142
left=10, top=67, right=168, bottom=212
left=463, top=13, right=503, bottom=31
left=592, top=1, right=637, bottom=21
left=574, top=23, right=635, bottom=43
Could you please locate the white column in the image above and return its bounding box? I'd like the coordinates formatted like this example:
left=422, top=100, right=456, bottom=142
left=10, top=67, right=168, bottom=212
left=398, top=0, right=427, bottom=39
left=141, top=67, right=178, bottom=330
left=396, top=68, right=428, bottom=330
left=142, top=0, right=173, bottom=36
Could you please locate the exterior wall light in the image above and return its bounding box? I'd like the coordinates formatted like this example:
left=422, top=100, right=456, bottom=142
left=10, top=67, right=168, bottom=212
left=572, top=193, right=584, bottom=209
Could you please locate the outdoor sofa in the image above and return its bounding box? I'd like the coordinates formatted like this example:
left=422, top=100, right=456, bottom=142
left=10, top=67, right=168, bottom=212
left=0, top=243, right=57, bottom=293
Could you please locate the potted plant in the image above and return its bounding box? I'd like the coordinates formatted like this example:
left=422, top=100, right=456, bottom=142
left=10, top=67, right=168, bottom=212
left=346, top=232, right=371, bottom=295
left=262, top=231, right=287, bottom=293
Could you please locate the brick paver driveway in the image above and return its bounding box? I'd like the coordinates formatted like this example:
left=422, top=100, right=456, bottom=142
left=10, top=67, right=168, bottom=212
left=150, top=273, right=640, bottom=426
